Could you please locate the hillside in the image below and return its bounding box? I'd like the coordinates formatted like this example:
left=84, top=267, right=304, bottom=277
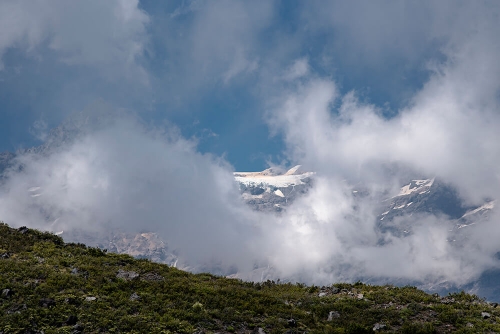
left=0, top=224, right=499, bottom=333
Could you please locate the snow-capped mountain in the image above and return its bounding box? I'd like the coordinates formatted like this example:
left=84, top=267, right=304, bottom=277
left=235, top=165, right=314, bottom=212
left=378, top=178, right=471, bottom=222
left=374, top=178, right=481, bottom=238
left=455, top=200, right=496, bottom=230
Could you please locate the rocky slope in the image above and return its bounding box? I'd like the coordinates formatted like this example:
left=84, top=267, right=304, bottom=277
left=1, top=223, right=500, bottom=334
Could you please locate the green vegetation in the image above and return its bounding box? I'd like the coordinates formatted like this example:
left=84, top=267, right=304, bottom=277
left=0, top=222, right=499, bottom=333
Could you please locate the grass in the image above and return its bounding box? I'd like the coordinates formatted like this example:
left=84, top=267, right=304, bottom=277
left=0, top=222, right=499, bottom=333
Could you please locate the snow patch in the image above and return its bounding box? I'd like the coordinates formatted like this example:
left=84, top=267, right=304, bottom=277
left=235, top=166, right=314, bottom=188
left=394, top=178, right=434, bottom=197
left=462, top=201, right=495, bottom=218
left=284, top=165, right=302, bottom=175
left=274, top=189, right=285, bottom=197
left=458, top=222, right=476, bottom=229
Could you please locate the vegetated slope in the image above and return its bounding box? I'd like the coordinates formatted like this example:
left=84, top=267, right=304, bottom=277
left=0, top=224, right=499, bottom=334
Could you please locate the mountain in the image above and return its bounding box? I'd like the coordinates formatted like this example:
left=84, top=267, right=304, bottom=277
left=61, top=229, right=179, bottom=267
left=375, top=178, right=496, bottom=249
left=375, top=178, right=476, bottom=237
left=1, top=223, right=499, bottom=333
left=233, top=170, right=499, bottom=300
left=235, top=165, right=314, bottom=212
left=378, top=178, right=466, bottom=222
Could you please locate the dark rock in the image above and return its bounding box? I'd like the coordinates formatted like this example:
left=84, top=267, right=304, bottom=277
left=65, top=297, right=78, bottom=305
left=39, top=298, right=56, bottom=308
left=116, top=269, right=139, bottom=280
left=490, top=302, right=498, bottom=308
left=73, top=324, right=84, bottom=331
left=70, top=268, right=88, bottom=278
left=481, top=311, right=491, bottom=319
left=65, top=315, right=78, bottom=325
left=373, top=323, right=386, bottom=331
left=130, top=292, right=140, bottom=301
left=7, top=304, right=26, bottom=314
left=331, top=287, right=340, bottom=294
left=18, top=226, right=29, bottom=234
left=1, top=289, right=13, bottom=298
left=72, top=324, right=84, bottom=334
left=440, top=297, right=455, bottom=304
left=141, top=272, right=164, bottom=281
left=287, top=318, right=297, bottom=328
left=251, top=328, right=266, bottom=334
left=327, top=311, right=340, bottom=321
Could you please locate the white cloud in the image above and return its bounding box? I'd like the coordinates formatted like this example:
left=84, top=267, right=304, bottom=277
left=0, top=111, right=264, bottom=270
left=301, top=1, right=500, bottom=65
left=173, top=0, right=273, bottom=87
left=259, top=15, right=500, bottom=285
left=0, top=0, right=149, bottom=81
left=222, top=47, right=259, bottom=84
left=283, top=58, right=309, bottom=81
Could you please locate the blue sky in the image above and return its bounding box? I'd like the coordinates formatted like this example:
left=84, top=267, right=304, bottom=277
left=0, top=0, right=448, bottom=171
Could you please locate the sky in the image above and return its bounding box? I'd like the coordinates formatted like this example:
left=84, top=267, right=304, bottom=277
left=0, top=0, right=500, bottom=290
left=0, top=0, right=451, bottom=171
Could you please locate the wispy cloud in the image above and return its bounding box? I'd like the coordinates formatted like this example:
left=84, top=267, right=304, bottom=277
left=0, top=0, right=149, bottom=80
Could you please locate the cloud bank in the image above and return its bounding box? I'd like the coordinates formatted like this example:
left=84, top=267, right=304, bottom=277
left=258, top=15, right=500, bottom=284
left=0, top=111, right=265, bottom=272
